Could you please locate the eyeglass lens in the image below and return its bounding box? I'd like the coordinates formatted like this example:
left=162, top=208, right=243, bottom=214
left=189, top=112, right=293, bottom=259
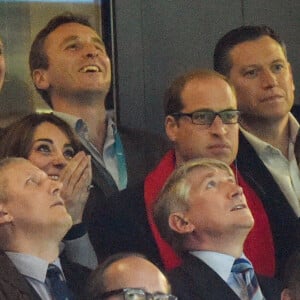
left=125, top=290, right=175, bottom=300
left=192, top=110, right=239, bottom=125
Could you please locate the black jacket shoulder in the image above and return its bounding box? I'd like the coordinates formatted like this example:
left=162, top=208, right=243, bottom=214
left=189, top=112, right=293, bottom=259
left=86, top=182, right=162, bottom=268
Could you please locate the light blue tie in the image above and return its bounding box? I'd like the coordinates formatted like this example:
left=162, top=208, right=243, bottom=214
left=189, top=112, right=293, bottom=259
left=231, top=258, right=265, bottom=300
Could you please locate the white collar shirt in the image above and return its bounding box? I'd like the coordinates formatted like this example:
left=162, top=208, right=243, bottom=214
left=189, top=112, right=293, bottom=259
left=190, top=251, right=259, bottom=299
left=240, top=113, right=300, bottom=216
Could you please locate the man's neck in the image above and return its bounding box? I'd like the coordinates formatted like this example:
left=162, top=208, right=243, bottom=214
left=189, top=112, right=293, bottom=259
left=186, top=230, right=247, bottom=259
left=6, top=236, right=60, bottom=263
left=241, top=114, right=290, bottom=157
left=52, top=96, right=107, bottom=154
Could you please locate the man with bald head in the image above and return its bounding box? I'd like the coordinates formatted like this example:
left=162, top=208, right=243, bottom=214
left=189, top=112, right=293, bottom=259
left=84, top=253, right=177, bottom=299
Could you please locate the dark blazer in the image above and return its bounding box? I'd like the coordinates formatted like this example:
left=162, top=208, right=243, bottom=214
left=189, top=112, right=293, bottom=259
left=0, top=250, right=90, bottom=300
left=84, top=182, right=162, bottom=266
left=83, top=128, right=170, bottom=263
left=88, top=127, right=171, bottom=199
left=168, top=253, right=281, bottom=300
left=237, top=132, right=300, bottom=278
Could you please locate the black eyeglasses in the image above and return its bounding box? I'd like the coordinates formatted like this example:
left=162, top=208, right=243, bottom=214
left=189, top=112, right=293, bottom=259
left=100, top=288, right=178, bottom=300
left=171, top=109, right=240, bottom=127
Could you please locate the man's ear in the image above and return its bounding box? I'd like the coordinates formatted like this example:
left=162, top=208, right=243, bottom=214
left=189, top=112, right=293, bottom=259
left=165, top=115, right=179, bottom=142
left=169, top=212, right=195, bottom=234
left=32, top=69, right=50, bottom=90
left=0, top=204, right=13, bottom=225
left=281, top=288, right=292, bottom=300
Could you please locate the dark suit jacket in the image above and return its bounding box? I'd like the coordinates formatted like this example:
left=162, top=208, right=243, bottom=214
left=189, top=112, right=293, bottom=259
left=237, top=132, right=300, bottom=278
left=84, top=182, right=162, bottom=265
left=168, top=253, right=281, bottom=300
left=83, top=128, right=170, bottom=263
left=88, top=126, right=171, bottom=198
left=0, top=250, right=90, bottom=300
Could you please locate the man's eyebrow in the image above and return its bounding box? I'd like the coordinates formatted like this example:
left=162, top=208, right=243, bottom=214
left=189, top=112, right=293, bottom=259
left=91, top=36, right=105, bottom=46
left=240, top=58, right=287, bottom=70
left=271, top=58, right=286, bottom=64
left=60, top=35, right=105, bottom=47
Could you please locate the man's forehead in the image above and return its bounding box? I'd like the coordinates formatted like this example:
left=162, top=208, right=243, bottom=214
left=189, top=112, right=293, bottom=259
left=229, top=36, right=286, bottom=64
left=50, top=22, right=103, bottom=42
left=5, top=159, right=41, bottom=178
left=181, top=76, right=236, bottom=107
left=188, top=166, right=233, bottom=183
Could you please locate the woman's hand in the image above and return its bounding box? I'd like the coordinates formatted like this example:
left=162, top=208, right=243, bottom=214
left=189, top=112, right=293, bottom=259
left=59, top=151, right=92, bottom=224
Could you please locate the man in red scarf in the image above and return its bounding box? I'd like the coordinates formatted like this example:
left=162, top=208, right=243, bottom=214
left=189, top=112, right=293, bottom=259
left=89, top=69, right=275, bottom=277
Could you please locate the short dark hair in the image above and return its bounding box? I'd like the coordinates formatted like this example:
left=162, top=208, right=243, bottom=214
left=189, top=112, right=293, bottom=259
left=29, top=12, right=93, bottom=107
left=0, top=113, right=81, bottom=159
left=164, top=69, right=235, bottom=117
left=84, top=253, right=146, bottom=300
left=213, top=25, right=287, bottom=76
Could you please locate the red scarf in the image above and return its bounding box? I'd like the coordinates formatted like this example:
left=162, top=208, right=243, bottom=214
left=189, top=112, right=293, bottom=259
left=144, top=150, right=275, bottom=276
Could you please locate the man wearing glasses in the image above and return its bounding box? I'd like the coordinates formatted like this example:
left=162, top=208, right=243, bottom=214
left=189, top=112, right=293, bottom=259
left=90, top=69, right=275, bottom=278
left=84, top=253, right=177, bottom=300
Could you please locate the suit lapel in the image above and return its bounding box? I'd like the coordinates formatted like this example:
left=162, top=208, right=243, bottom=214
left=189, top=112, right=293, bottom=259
left=238, top=131, right=300, bottom=277
left=0, top=251, right=41, bottom=300
left=180, top=253, right=240, bottom=299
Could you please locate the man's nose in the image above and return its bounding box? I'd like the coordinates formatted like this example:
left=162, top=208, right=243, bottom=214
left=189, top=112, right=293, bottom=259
left=50, top=179, right=63, bottom=196
left=208, top=115, right=228, bottom=135
left=228, top=183, right=243, bottom=198
left=261, top=69, right=278, bottom=89
left=83, top=43, right=99, bottom=58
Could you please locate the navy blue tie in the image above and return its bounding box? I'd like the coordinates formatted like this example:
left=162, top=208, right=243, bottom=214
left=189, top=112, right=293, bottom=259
left=46, top=264, right=74, bottom=300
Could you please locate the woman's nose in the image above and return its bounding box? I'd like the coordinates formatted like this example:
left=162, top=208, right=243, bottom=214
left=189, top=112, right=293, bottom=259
left=52, top=153, right=67, bottom=169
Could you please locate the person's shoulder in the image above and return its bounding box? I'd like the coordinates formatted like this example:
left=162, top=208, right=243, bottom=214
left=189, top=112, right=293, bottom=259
left=0, top=251, right=37, bottom=300
left=257, top=274, right=282, bottom=299
left=60, top=253, right=92, bottom=297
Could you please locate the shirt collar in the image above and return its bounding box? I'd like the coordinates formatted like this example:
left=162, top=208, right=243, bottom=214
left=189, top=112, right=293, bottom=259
left=54, top=111, right=81, bottom=131
left=54, top=111, right=117, bottom=142
left=190, top=251, right=236, bottom=282
left=240, top=112, right=299, bottom=156
left=6, top=252, right=62, bottom=283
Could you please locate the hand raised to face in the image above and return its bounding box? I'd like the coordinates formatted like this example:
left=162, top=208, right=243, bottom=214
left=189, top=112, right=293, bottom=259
left=59, top=151, right=92, bottom=224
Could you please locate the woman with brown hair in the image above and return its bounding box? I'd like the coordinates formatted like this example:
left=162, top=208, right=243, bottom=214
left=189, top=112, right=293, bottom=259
left=0, top=112, right=98, bottom=269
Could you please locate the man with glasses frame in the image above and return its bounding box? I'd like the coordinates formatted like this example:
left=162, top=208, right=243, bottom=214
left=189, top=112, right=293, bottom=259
left=90, top=69, right=275, bottom=277
left=84, top=252, right=177, bottom=300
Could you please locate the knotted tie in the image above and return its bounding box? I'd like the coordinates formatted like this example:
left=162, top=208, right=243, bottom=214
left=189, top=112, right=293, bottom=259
left=46, top=264, right=74, bottom=300
left=231, top=258, right=265, bottom=300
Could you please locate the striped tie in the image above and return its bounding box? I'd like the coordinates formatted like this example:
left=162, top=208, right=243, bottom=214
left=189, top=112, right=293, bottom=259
left=231, top=258, right=265, bottom=300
